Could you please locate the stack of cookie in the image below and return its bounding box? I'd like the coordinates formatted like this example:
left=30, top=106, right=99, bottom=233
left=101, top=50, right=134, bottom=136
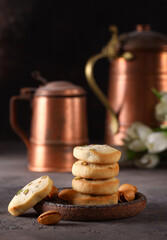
left=70, top=144, right=121, bottom=205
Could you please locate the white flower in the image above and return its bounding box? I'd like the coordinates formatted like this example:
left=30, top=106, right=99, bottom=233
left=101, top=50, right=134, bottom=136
left=124, top=122, right=153, bottom=152
left=155, top=102, right=167, bottom=122
left=155, top=92, right=167, bottom=122
left=161, top=92, right=167, bottom=103
left=128, top=139, right=146, bottom=152
left=145, top=132, right=167, bottom=153
left=134, top=154, right=159, bottom=169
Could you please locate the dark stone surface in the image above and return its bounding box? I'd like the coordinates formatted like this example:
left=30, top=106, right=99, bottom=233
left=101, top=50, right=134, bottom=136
left=0, top=142, right=167, bottom=239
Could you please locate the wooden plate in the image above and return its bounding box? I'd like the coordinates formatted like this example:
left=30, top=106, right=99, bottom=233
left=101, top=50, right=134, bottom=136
left=34, top=188, right=147, bottom=221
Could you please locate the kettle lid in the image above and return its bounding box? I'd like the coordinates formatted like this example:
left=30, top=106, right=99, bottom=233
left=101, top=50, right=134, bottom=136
left=35, top=81, right=86, bottom=96
left=121, top=24, right=167, bottom=50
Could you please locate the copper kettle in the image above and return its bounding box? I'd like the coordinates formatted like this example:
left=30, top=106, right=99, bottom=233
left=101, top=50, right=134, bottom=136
left=10, top=77, right=88, bottom=172
left=85, top=24, right=167, bottom=145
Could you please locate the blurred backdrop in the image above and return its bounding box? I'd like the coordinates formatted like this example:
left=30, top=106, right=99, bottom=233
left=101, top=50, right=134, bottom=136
left=1, top=0, right=167, bottom=143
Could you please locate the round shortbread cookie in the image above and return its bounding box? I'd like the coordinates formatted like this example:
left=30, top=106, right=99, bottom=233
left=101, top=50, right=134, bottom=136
left=72, top=161, right=119, bottom=179
left=72, top=177, right=119, bottom=195
left=8, top=176, right=53, bottom=216
left=73, top=145, right=121, bottom=164
left=58, top=189, right=118, bottom=205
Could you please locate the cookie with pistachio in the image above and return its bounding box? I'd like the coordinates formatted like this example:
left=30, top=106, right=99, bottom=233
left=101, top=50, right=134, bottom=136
left=73, top=145, right=121, bottom=164
left=8, top=176, right=53, bottom=216
left=72, top=161, right=119, bottom=179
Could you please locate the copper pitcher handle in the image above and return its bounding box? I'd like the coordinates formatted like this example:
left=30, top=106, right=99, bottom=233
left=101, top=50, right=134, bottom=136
left=85, top=52, right=119, bottom=134
left=10, top=88, right=35, bottom=150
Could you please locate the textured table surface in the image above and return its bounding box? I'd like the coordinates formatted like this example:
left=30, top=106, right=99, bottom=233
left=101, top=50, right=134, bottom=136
left=0, top=142, right=167, bottom=240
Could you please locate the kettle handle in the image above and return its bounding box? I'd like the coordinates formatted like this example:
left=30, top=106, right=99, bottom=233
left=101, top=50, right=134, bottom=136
left=85, top=52, right=119, bottom=134
left=10, top=88, right=35, bottom=150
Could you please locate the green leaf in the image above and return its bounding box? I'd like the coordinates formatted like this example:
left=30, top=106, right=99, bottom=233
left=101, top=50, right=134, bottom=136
left=127, top=149, right=136, bottom=161
left=151, top=88, right=162, bottom=100
left=154, top=127, right=167, bottom=134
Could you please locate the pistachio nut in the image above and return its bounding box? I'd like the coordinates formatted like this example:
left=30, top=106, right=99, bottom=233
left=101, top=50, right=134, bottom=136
left=118, top=192, right=125, bottom=203
left=124, top=190, right=135, bottom=202
left=44, top=186, right=59, bottom=201
left=37, top=210, right=61, bottom=225
left=118, top=190, right=136, bottom=203
left=119, top=184, right=137, bottom=194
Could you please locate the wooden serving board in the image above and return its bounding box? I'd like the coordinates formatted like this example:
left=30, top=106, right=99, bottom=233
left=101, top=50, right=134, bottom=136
left=34, top=189, right=146, bottom=221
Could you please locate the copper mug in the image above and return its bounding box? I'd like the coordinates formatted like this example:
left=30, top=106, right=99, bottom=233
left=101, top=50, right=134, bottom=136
left=10, top=80, right=88, bottom=172
left=85, top=24, right=167, bottom=145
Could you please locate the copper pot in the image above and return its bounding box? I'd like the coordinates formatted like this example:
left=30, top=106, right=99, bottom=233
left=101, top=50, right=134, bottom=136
left=10, top=80, right=88, bottom=172
left=85, top=24, right=167, bottom=145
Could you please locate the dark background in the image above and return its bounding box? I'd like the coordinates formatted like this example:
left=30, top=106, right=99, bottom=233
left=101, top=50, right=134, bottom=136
left=1, top=0, right=167, bottom=143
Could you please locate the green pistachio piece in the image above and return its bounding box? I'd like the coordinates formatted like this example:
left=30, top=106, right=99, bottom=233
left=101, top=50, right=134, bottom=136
left=27, top=183, right=32, bottom=186
left=75, top=177, right=81, bottom=180
left=16, top=189, right=23, bottom=196
left=41, top=176, right=47, bottom=179
left=23, top=189, right=29, bottom=195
